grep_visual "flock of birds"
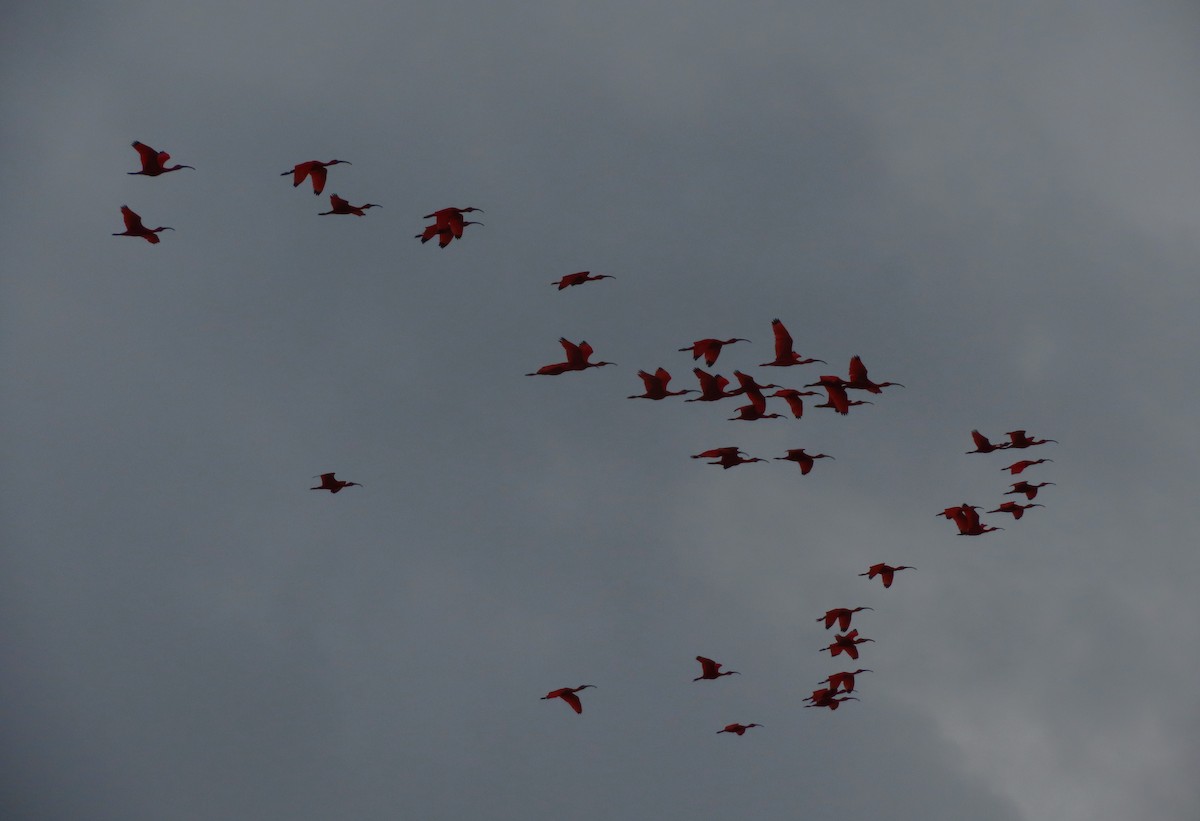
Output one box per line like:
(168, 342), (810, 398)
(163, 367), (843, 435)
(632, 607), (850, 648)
(115, 139), (1057, 736)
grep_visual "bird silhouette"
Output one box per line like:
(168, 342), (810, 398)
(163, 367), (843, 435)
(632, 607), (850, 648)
(1006, 481), (1055, 500)
(844, 355), (904, 393)
(553, 271), (613, 289)
(281, 159), (350, 195)
(820, 669), (873, 694)
(728, 404), (783, 421)
(686, 369), (744, 402)
(1002, 458), (1053, 475)
(692, 448), (765, 469)
(817, 607), (873, 631)
(628, 368), (696, 399)
(693, 656), (740, 681)
(1005, 430), (1058, 449)
(716, 723), (762, 735)
(804, 375), (854, 415)
(310, 473), (362, 493)
(858, 563), (915, 588)
(987, 501), (1044, 520)
(318, 194), (380, 216)
(128, 141), (193, 176)
(760, 319), (825, 367)
(541, 685), (595, 714)
(731, 371), (779, 414)
(112, 205), (173, 244)
(822, 630), (875, 660)
(417, 206), (484, 248)
(966, 430), (1010, 454)
(526, 339), (615, 375)
(774, 449), (834, 475)
(770, 388), (821, 418)
(679, 338), (749, 367)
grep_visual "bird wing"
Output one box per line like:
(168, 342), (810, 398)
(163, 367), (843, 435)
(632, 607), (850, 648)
(560, 692), (583, 713)
(970, 430), (992, 450)
(329, 194), (350, 210)
(654, 367), (671, 386)
(291, 163), (311, 188)
(310, 164), (328, 194)
(131, 141), (159, 170)
(770, 319), (794, 359)
(696, 656), (719, 676)
(559, 338), (582, 361)
(120, 205), (144, 231)
(848, 355), (868, 384)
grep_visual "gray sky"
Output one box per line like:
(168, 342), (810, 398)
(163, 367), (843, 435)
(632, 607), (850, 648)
(3, 2), (1199, 819)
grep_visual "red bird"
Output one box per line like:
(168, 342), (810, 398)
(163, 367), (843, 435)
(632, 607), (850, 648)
(774, 449), (834, 475)
(526, 338), (615, 376)
(817, 607), (873, 631)
(939, 504), (1003, 535)
(679, 337), (749, 367)
(804, 692), (859, 710)
(771, 388), (821, 418)
(717, 723), (762, 735)
(1006, 430), (1058, 449)
(820, 669), (872, 694)
(112, 205), (173, 244)
(1002, 458), (1053, 475)
(692, 447), (765, 469)
(310, 473), (362, 493)
(966, 430), (1010, 454)
(128, 141), (193, 176)
(318, 194), (381, 216)
(693, 656), (740, 681)
(541, 685), (596, 714)
(844, 356), (904, 394)
(821, 630), (875, 660)
(686, 369), (743, 402)
(1006, 481), (1055, 500)
(858, 563), (915, 588)
(629, 368), (696, 399)
(760, 318), (825, 367)
(728, 404), (783, 421)
(987, 501), (1044, 520)
(417, 206), (484, 248)
(804, 375), (854, 415)
(281, 159), (351, 195)
(552, 271), (613, 289)
(731, 371), (779, 413)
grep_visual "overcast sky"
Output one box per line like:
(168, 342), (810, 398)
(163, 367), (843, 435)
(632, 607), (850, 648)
(3, 2), (1199, 819)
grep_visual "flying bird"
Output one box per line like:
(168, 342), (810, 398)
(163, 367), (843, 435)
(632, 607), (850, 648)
(770, 388), (821, 418)
(1002, 458), (1053, 475)
(310, 473), (362, 493)
(817, 607), (873, 631)
(526, 338), (615, 376)
(731, 371), (779, 414)
(281, 159), (351, 195)
(820, 630), (875, 660)
(728, 404), (783, 421)
(128, 141), (193, 176)
(820, 669), (873, 694)
(541, 685), (596, 714)
(774, 449), (834, 475)
(417, 206), (484, 248)
(679, 337), (749, 367)
(318, 194), (381, 216)
(987, 501), (1044, 520)
(761, 318), (825, 367)
(552, 271), (613, 289)
(1006, 430), (1058, 449)
(844, 356), (904, 394)
(112, 205), (172, 243)
(804, 689), (860, 710)
(692, 447), (765, 469)
(1006, 481), (1055, 500)
(804, 375), (854, 415)
(858, 563), (915, 588)
(966, 430), (1010, 454)
(628, 368), (696, 400)
(693, 656), (740, 681)
(716, 723), (762, 735)
(686, 369), (744, 402)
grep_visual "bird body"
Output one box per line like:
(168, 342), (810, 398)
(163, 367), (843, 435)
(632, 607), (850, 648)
(844, 355), (903, 393)
(717, 723), (762, 735)
(774, 448), (833, 475)
(817, 607), (873, 631)
(692, 447), (765, 469)
(129, 141), (193, 176)
(821, 669), (872, 694)
(1003, 459), (1053, 475)
(822, 630), (874, 660)
(629, 368), (696, 399)
(679, 338), (749, 367)
(417, 206), (483, 248)
(311, 473), (361, 493)
(541, 685), (595, 714)
(686, 369), (742, 402)
(1006, 481), (1055, 500)
(1006, 430), (1058, 449)
(553, 271), (613, 289)
(987, 501), (1044, 520)
(693, 656), (739, 681)
(761, 319), (824, 367)
(526, 339), (614, 375)
(858, 563), (914, 588)
(967, 430), (1009, 454)
(318, 194), (380, 216)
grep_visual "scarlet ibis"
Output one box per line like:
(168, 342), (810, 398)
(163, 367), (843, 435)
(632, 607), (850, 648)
(1003, 459), (1053, 475)
(417, 206), (484, 248)
(774, 449), (834, 475)
(966, 430), (1010, 454)
(858, 563), (914, 588)
(821, 630), (874, 660)
(804, 375), (853, 415)
(692, 447), (765, 469)
(771, 388), (821, 418)
(820, 669), (872, 693)
(1006, 481), (1055, 500)
(804, 691), (859, 710)
(679, 338), (749, 367)
(541, 685), (595, 714)
(844, 356), (904, 394)
(628, 368), (697, 400)
(731, 371), (778, 413)
(553, 271), (613, 289)
(281, 159), (350, 195)
(1006, 430), (1058, 449)
(760, 319), (825, 367)
(318, 194), (381, 216)
(817, 607), (873, 631)
(693, 656), (739, 681)
(728, 404), (783, 421)
(939, 504), (1002, 536)
(112, 205), (173, 243)
(717, 723), (762, 735)
(987, 501), (1044, 520)
(686, 369), (743, 402)
(526, 339), (615, 375)
(128, 141), (193, 176)
(310, 473), (362, 493)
